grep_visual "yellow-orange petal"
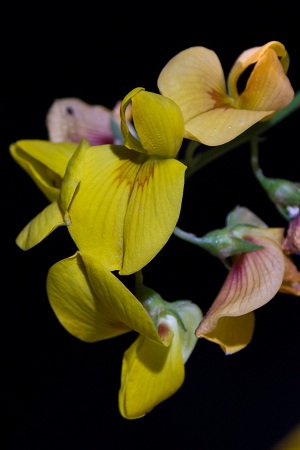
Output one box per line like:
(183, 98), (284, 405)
(237, 48), (294, 111)
(183, 107), (268, 146)
(198, 313), (255, 355)
(157, 46), (228, 122)
(228, 41), (290, 98)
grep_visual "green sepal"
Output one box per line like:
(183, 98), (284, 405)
(196, 225), (263, 259)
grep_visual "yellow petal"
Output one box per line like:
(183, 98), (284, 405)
(59, 138), (87, 221)
(198, 313), (255, 355)
(67, 145), (186, 273)
(119, 315), (184, 419)
(121, 157), (186, 274)
(9, 140), (78, 202)
(120, 87), (145, 153)
(196, 231), (286, 351)
(15, 140), (88, 251)
(47, 251), (161, 343)
(121, 88), (185, 158)
(131, 90), (184, 158)
(67, 145), (138, 270)
(16, 201), (64, 250)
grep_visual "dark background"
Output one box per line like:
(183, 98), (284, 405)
(3, 11), (300, 450)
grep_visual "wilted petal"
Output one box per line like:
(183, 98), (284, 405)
(46, 98), (124, 145)
(47, 251), (161, 343)
(119, 315), (184, 419)
(283, 213), (300, 254)
(280, 255), (300, 296)
(9, 140), (78, 202)
(196, 231), (286, 353)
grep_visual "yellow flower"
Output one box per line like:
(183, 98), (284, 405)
(195, 207), (300, 354)
(47, 251), (202, 419)
(158, 41), (294, 146)
(14, 88), (187, 275)
(46, 97), (133, 145)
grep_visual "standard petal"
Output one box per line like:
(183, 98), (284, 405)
(16, 201), (65, 250)
(196, 232), (286, 350)
(47, 252), (161, 343)
(9, 140), (78, 202)
(119, 315), (184, 419)
(67, 145), (186, 274)
(157, 46), (228, 121)
(121, 157), (186, 275)
(67, 145), (141, 270)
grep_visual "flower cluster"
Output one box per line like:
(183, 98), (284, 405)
(10, 41), (300, 419)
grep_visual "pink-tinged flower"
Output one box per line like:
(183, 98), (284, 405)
(195, 206), (300, 354)
(158, 41), (294, 146)
(46, 97), (132, 145)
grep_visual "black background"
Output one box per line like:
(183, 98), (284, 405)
(3, 10), (300, 450)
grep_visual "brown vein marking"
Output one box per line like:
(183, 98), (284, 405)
(114, 156), (155, 191)
(209, 87), (235, 109)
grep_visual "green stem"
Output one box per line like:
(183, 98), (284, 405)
(172, 226), (202, 245)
